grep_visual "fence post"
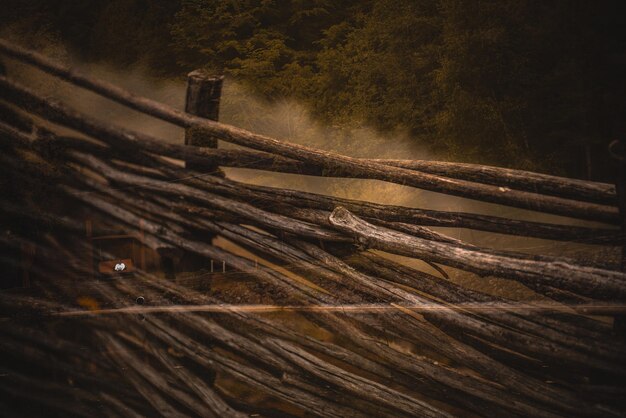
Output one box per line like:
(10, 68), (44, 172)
(177, 70), (224, 276)
(183, 74), (222, 389)
(184, 70), (224, 174)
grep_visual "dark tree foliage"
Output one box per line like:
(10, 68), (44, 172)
(1, 0), (625, 179)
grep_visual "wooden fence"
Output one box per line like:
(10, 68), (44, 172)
(1, 40), (625, 417)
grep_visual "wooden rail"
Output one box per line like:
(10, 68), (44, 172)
(1, 40), (625, 418)
(0, 39), (620, 223)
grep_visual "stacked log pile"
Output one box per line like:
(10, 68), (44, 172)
(1, 41), (625, 417)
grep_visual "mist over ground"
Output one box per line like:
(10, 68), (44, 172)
(3, 38), (619, 301)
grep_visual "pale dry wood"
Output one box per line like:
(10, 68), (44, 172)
(329, 206), (626, 300)
(69, 182), (616, 414)
(0, 72), (620, 223)
(2, 105), (622, 245)
(0, 39), (613, 206)
(68, 187), (562, 416)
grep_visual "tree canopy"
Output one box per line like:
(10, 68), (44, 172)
(2, 0), (625, 179)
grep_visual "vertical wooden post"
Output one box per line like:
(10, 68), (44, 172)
(178, 71), (224, 276)
(181, 72), (222, 389)
(184, 70), (224, 174)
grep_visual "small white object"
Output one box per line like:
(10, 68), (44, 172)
(114, 262), (126, 272)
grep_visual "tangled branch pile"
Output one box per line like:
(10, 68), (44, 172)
(1, 41), (625, 417)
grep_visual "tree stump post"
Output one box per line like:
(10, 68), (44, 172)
(177, 70), (225, 276)
(184, 70), (224, 175)
(182, 71), (224, 386)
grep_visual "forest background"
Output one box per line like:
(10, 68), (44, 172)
(2, 0), (625, 181)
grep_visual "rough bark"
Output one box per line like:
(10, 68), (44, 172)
(328, 207), (626, 300)
(2, 96), (622, 244)
(0, 71), (620, 223)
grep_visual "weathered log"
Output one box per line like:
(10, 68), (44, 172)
(73, 254), (378, 416)
(2, 200), (612, 418)
(1, 46), (624, 415)
(134, 273), (619, 417)
(23, 147), (620, 314)
(93, 281), (381, 418)
(101, 337), (193, 418)
(143, 316), (376, 418)
(147, 341), (297, 417)
(181, 72), (225, 274)
(227, 199), (616, 275)
(63, 185), (337, 305)
(78, 184), (620, 414)
(57, 209), (624, 418)
(64, 188), (564, 416)
(61, 154), (623, 359)
(329, 207), (626, 300)
(51, 301), (626, 318)
(353, 252), (614, 339)
(102, 333), (239, 417)
(2, 99), (622, 245)
(0, 40), (615, 207)
(260, 230), (620, 384)
(3, 103), (606, 209)
(264, 338), (452, 418)
(0, 72), (620, 223)
(0, 40), (617, 222)
(111, 275), (459, 417)
(117, 183), (616, 348)
(4, 129), (620, 308)
(185, 71), (223, 124)
(184, 70), (223, 175)
(72, 157), (616, 310)
(92, 143), (626, 246)
(282, 236), (626, 377)
(78, 250), (444, 416)
(98, 392), (146, 418)
(146, 298), (532, 418)
(186, 174), (624, 244)
(129, 275), (567, 417)
(115, 291), (441, 418)
(376, 158), (616, 205)
(343, 252), (625, 367)
(94, 222), (626, 414)
(66, 151), (349, 243)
